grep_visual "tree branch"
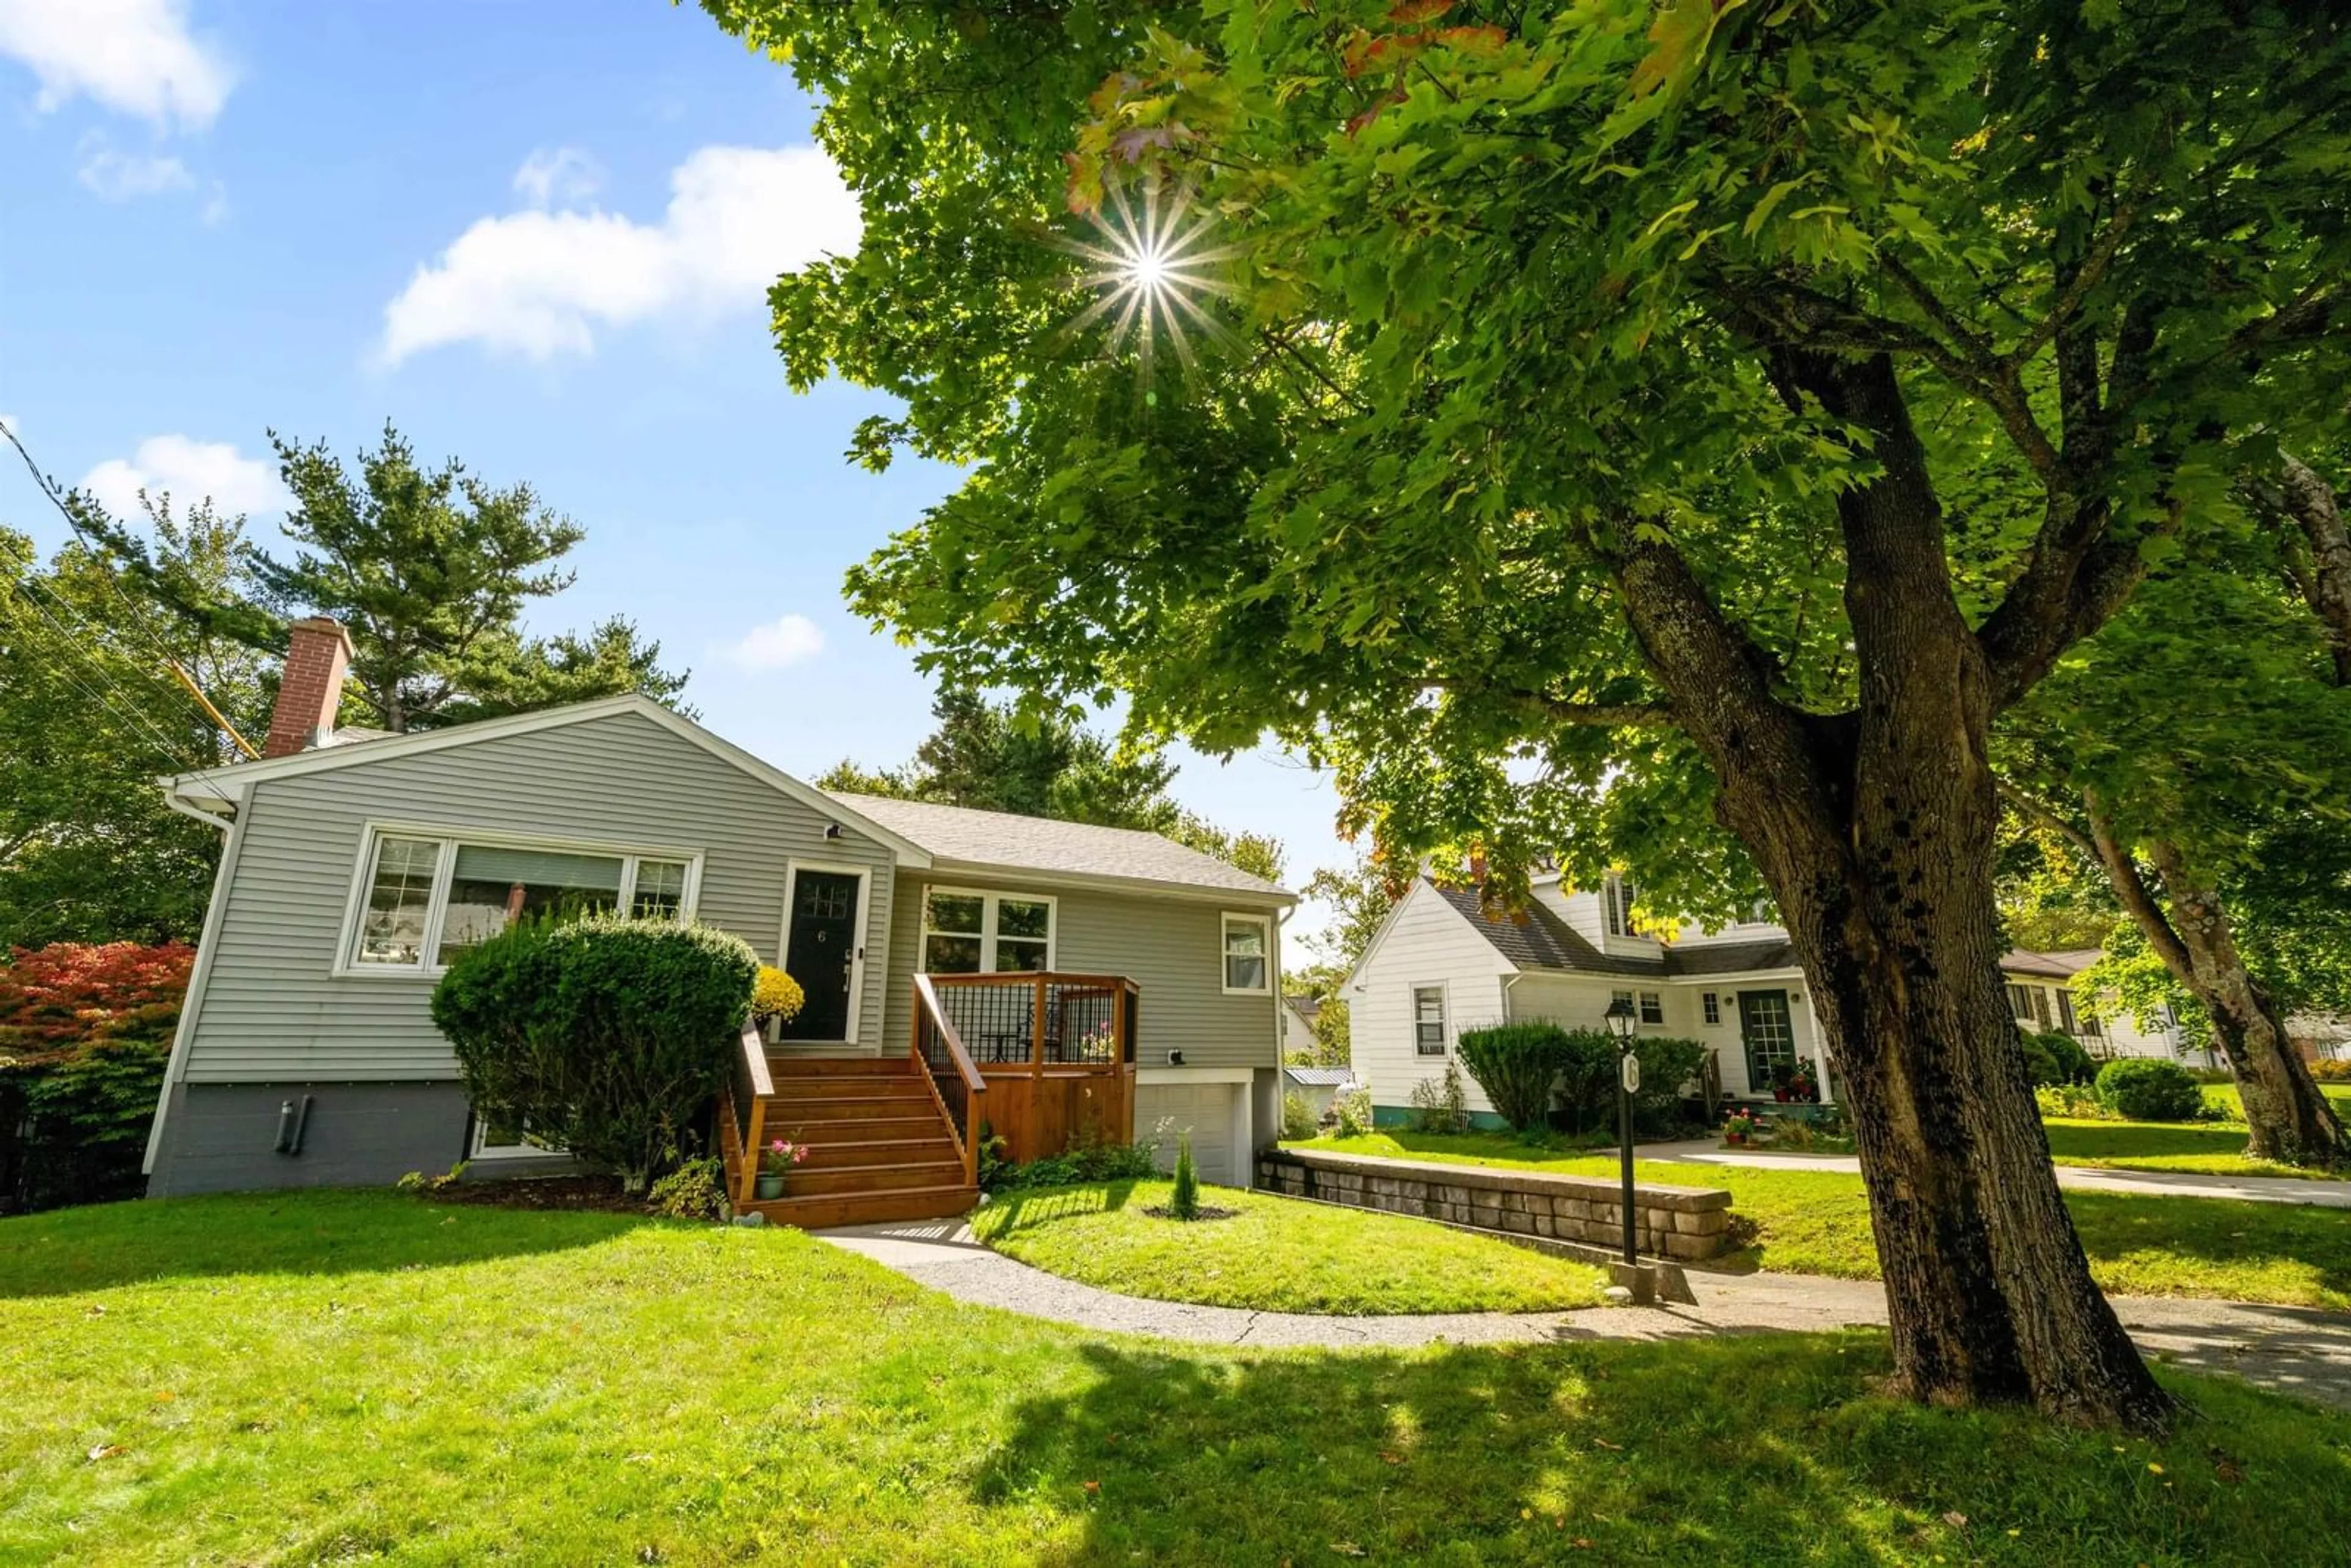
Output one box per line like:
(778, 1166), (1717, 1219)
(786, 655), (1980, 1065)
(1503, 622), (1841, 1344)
(2082, 787), (2195, 979)
(1995, 776), (2098, 863)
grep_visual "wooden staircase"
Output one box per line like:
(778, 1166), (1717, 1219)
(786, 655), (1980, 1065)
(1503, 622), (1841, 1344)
(722, 1052), (980, 1229)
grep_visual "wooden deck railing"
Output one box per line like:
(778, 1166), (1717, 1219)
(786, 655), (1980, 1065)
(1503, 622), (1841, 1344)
(730, 1018), (774, 1210)
(911, 973), (988, 1188)
(923, 972), (1138, 1164)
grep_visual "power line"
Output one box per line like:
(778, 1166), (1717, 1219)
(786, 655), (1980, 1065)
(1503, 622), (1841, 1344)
(0, 575), (209, 779)
(1, 419), (266, 765)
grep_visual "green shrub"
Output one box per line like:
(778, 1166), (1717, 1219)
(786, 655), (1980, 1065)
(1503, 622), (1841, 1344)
(1169, 1131), (1201, 1220)
(1627, 1035), (1713, 1134)
(1547, 1029), (1621, 1135)
(2036, 1084), (2111, 1120)
(2025, 1029), (2095, 1086)
(430, 915), (758, 1192)
(1407, 1059), (1471, 1133)
(2094, 1057), (2205, 1123)
(647, 1156), (730, 1220)
(2312, 1057), (2351, 1082)
(1280, 1090), (1317, 1141)
(1332, 1088), (1373, 1139)
(2019, 1033), (2061, 1087)
(1455, 1022), (1572, 1131)
(980, 1127), (1158, 1191)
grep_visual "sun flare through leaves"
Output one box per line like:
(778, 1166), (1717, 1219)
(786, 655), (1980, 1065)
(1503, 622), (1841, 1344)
(1054, 179), (1241, 388)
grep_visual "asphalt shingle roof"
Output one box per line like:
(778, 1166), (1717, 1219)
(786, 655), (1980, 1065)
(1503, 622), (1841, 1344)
(1431, 883), (1801, 978)
(825, 793), (1292, 899)
(2003, 948), (2092, 978)
(1431, 885), (1667, 977)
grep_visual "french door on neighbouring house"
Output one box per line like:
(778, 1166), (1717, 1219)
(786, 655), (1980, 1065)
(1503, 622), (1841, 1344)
(1738, 989), (1797, 1093)
(779, 868), (862, 1043)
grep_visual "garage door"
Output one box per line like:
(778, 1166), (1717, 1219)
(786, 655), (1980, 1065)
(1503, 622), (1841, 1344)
(1134, 1082), (1241, 1187)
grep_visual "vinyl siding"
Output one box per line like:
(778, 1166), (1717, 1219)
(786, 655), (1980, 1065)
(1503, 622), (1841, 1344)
(179, 709), (897, 1082)
(879, 871), (1284, 1071)
(1346, 880), (1514, 1114)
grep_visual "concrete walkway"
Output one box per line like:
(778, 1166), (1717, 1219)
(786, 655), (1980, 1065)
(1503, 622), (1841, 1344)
(819, 1219), (2351, 1411)
(1643, 1138), (2351, 1208)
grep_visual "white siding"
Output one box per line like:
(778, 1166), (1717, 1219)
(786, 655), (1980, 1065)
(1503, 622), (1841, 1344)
(182, 709), (898, 1082)
(1346, 880), (1513, 1114)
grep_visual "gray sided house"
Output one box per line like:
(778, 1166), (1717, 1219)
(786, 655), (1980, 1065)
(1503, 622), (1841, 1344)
(148, 629), (1291, 1210)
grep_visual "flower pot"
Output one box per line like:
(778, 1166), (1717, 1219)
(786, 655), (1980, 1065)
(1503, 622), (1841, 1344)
(1726, 1131), (1746, 1147)
(1774, 1089), (1791, 1103)
(754, 1172), (786, 1201)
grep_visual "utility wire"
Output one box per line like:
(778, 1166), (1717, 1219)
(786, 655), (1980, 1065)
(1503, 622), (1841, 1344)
(2, 419), (266, 763)
(1, 574), (210, 778)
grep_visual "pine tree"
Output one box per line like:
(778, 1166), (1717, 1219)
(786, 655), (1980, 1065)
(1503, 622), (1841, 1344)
(1168, 1130), (1201, 1221)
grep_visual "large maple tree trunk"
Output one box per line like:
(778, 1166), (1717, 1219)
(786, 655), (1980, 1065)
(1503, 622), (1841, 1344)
(1612, 348), (2170, 1428)
(2144, 842), (2348, 1166)
(2083, 805), (2349, 1166)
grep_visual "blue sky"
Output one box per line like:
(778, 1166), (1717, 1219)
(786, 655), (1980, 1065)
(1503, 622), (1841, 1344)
(0, 0), (1350, 947)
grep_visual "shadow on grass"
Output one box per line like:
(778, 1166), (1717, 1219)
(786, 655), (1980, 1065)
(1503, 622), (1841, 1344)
(0, 1187), (653, 1299)
(975, 1177), (1144, 1242)
(969, 1331), (2351, 1566)
(2044, 1120), (2260, 1163)
(2066, 1188), (2351, 1308)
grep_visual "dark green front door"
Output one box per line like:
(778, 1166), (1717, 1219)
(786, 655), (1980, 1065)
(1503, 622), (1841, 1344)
(1738, 989), (1796, 1093)
(780, 870), (860, 1041)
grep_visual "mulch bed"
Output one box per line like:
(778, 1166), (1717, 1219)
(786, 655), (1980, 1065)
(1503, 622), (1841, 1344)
(1142, 1204), (1239, 1221)
(421, 1175), (652, 1215)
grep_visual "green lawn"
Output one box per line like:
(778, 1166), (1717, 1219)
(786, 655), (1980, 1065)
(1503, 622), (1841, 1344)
(5, 1192), (2351, 1565)
(1288, 1133), (2351, 1310)
(970, 1179), (1607, 1314)
(2042, 1116), (2347, 1180)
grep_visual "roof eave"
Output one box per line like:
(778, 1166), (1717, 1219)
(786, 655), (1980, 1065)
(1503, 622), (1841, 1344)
(921, 855), (1295, 906)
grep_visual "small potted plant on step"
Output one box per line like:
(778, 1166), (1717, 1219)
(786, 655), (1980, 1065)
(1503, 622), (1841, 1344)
(752, 966), (806, 1038)
(1724, 1108), (1760, 1147)
(756, 1136), (809, 1200)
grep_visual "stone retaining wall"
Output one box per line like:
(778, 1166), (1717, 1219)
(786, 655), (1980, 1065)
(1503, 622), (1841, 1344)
(1257, 1149), (1734, 1261)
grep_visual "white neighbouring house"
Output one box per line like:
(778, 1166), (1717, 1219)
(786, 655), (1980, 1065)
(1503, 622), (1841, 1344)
(1347, 874), (2142, 1128)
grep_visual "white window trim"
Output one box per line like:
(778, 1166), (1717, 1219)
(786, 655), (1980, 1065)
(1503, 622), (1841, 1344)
(917, 885), (1059, 975)
(332, 820), (705, 980)
(468, 1112), (563, 1161)
(1638, 989), (1666, 1026)
(1220, 910), (1273, 996)
(1411, 980), (1450, 1057)
(776, 859), (871, 1046)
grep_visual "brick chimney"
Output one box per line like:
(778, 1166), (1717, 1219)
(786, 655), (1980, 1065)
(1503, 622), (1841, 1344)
(263, 617), (354, 758)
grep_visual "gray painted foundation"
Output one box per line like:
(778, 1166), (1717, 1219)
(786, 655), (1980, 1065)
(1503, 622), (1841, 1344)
(146, 1081), (566, 1197)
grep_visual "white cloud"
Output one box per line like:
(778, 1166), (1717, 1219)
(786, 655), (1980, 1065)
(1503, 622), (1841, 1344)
(77, 141), (193, 200)
(80, 434), (287, 517)
(378, 144), (860, 366)
(513, 146), (600, 208)
(0, 0), (234, 130)
(724, 613), (825, 672)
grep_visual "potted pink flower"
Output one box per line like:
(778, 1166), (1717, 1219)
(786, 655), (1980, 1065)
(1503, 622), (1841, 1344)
(755, 1137), (811, 1199)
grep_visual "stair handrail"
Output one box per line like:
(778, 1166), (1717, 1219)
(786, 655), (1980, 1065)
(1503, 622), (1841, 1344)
(912, 972), (988, 1187)
(733, 1018), (774, 1209)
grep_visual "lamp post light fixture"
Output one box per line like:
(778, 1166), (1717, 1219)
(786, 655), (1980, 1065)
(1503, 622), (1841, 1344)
(1602, 996), (1640, 1267)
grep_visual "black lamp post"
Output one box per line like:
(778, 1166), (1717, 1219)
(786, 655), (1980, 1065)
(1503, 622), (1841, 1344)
(1603, 996), (1640, 1266)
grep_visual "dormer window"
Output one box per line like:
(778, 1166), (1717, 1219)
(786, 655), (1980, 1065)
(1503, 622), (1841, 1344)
(1605, 874), (1639, 938)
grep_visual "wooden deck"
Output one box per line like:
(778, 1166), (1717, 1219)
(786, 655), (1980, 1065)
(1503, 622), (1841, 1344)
(718, 970), (1140, 1229)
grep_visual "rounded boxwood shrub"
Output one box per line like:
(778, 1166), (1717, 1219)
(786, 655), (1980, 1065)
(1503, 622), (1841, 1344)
(1455, 1022), (1575, 1131)
(2094, 1057), (2205, 1123)
(2028, 1029), (2096, 1087)
(431, 915), (759, 1191)
(2019, 1033), (2061, 1088)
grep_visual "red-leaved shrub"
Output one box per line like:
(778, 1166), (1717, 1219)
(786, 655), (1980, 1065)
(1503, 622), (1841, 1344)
(0, 942), (195, 1211)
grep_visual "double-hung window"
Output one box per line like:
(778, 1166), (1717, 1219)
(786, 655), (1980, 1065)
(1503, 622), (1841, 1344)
(1221, 913), (1272, 994)
(1412, 986), (1448, 1056)
(1701, 992), (1722, 1026)
(1639, 990), (1665, 1026)
(344, 827), (698, 974)
(920, 888), (1055, 973)
(2004, 982), (2035, 1022)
